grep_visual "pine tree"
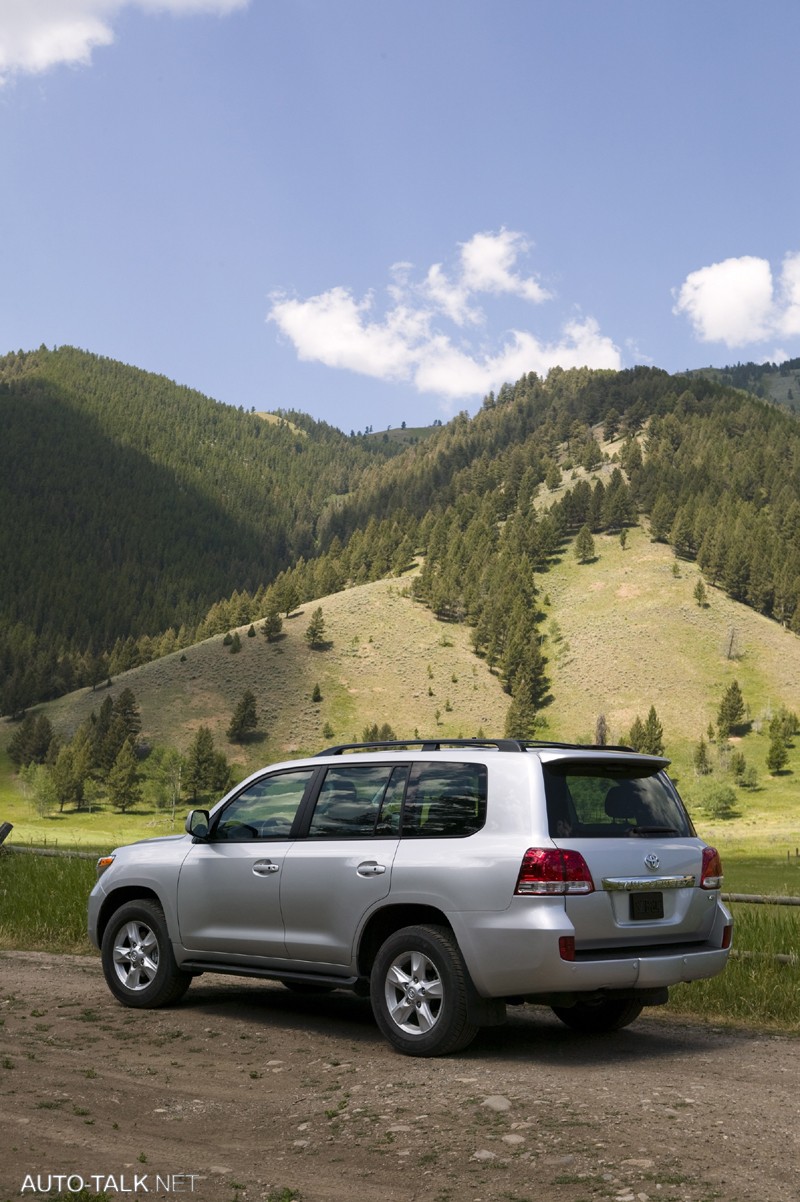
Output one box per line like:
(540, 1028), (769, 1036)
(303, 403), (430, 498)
(227, 690), (258, 742)
(628, 715), (646, 751)
(8, 713), (54, 768)
(261, 607), (283, 641)
(717, 680), (745, 738)
(574, 524), (595, 564)
(107, 738), (142, 813)
(504, 687), (538, 740)
(185, 726), (216, 801)
(642, 705), (665, 755)
(766, 733), (788, 774)
(305, 607), (326, 648)
(693, 736), (712, 776)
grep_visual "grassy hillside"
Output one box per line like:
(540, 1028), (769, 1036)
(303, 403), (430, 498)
(542, 526), (800, 857)
(0, 574), (511, 846)
(2, 532), (799, 869)
(43, 574), (510, 762)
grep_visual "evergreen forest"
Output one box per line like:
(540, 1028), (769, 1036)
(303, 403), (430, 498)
(3, 345), (800, 738)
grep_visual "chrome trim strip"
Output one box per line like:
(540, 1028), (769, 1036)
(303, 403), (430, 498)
(601, 875), (696, 892)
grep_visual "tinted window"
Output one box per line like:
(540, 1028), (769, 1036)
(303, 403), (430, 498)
(214, 769), (315, 840)
(307, 764), (408, 838)
(402, 762), (487, 838)
(542, 762), (693, 838)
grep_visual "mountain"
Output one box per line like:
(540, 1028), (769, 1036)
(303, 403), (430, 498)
(0, 346), (402, 712)
(3, 348), (800, 740)
(684, 356), (800, 414)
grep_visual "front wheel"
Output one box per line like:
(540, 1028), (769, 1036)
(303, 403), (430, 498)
(370, 924), (479, 1057)
(101, 899), (192, 1009)
(551, 998), (643, 1033)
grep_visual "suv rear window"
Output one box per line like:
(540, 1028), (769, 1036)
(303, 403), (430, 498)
(308, 764), (409, 838)
(402, 762), (487, 838)
(542, 761), (694, 839)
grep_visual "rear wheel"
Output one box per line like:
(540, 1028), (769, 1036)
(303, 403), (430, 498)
(370, 924), (479, 1057)
(101, 899), (191, 1008)
(551, 998), (643, 1033)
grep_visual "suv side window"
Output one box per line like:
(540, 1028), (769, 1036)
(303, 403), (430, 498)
(401, 762), (487, 838)
(307, 764), (409, 838)
(213, 769), (315, 841)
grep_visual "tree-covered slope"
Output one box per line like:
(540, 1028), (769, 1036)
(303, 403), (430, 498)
(684, 356), (800, 414)
(0, 346), (401, 710)
(3, 350), (800, 723)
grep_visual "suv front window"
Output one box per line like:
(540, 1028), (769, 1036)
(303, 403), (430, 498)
(542, 761), (694, 838)
(213, 769), (315, 840)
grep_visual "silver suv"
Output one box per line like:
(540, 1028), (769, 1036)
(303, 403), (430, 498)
(88, 739), (733, 1056)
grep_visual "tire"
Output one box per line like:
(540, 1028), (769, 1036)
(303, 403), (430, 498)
(551, 997), (644, 1033)
(101, 899), (192, 1009)
(370, 924), (480, 1057)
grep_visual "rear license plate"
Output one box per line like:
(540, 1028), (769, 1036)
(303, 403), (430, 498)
(630, 891), (664, 920)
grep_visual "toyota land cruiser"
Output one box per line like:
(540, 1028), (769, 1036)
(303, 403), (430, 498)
(88, 739), (733, 1056)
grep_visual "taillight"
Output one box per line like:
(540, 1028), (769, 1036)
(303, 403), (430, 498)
(515, 848), (594, 895)
(700, 846), (723, 890)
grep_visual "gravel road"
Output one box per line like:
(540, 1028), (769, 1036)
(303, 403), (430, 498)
(1, 951), (797, 1202)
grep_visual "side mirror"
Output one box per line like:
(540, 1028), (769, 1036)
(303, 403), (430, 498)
(185, 809), (210, 840)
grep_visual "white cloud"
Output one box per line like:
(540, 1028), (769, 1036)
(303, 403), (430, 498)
(458, 229), (550, 304)
(0, 0), (248, 82)
(412, 320), (621, 400)
(268, 287), (424, 382)
(268, 232), (623, 403)
(413, 229), (550, 328)
(673, 252), (800, 348)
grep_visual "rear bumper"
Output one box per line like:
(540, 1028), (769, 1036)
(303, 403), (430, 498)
(450, 898), (732, 997)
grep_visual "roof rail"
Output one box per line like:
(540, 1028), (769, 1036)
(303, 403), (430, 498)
(521, 740), (636, 753)
(315, 738), (527, 756)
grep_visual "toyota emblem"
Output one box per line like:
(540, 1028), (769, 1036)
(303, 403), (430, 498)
(644, 853), (660, 871)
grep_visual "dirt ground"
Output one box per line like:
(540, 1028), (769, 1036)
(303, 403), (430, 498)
(1, 951), (797, 1202)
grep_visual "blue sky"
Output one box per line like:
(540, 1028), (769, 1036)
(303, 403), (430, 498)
(2, 1), (799, 434)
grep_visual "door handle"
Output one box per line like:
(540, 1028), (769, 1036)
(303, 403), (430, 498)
(357, 861), (387, 877)
(253, 860), (279, 875)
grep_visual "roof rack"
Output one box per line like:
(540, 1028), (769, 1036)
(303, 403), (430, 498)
(315, 738), (636, 757)
(315, 738), (526, 756)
